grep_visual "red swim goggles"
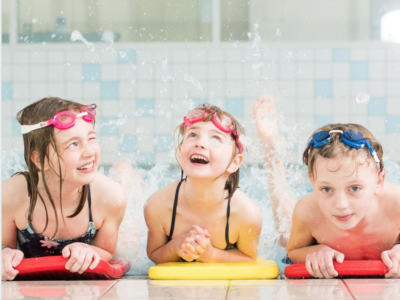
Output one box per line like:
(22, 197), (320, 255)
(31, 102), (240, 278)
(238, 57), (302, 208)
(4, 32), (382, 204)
(183, 108), (243, 153)
(21, 105), (96, 134)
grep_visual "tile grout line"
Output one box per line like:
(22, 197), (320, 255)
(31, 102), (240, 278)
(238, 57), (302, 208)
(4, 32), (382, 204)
(98, 280), (120, 299)
(225, 280), (231, 300)
(342, 279), (357, 300)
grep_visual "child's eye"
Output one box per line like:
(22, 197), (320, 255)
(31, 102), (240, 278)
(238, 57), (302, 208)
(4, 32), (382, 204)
(68, 142), (78, 149)
(350, 186), (361, 192)
(321, 187), (332, 193)
(188, 132), (197, 138)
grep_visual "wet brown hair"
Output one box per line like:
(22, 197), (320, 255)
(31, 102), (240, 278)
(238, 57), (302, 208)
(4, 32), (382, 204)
(303, 123), (384, 180)
(16, 97), (96, 239)
(175, 103), (246, 199)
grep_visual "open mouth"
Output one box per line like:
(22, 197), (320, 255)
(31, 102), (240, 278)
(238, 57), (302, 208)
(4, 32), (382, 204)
(190, 154), (209, 164)
(78, 161), (94, 170)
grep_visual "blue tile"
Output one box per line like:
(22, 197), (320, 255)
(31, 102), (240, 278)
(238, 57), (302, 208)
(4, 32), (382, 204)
(118, 50), (137, 64)
(350, 62), (368, 80)
(332, 48), (350, 62)
(314, 80), (333, 98)
(154, 134), (173, 153)
(314, 115), (333, 128)
(136, 152), (155, 165)
(225, 98), (244, 117)
(136, 98), (155, 117)
(12, 119), (21, 136)
(368, 97), (386, 115)
(101, 81), (119, 99)
(386, 116), (400, 133)
(119, 135), (137, 153)
(100, 117), (119, 135)
(2, 82), (13, 100)
(83, 64), (101, 81)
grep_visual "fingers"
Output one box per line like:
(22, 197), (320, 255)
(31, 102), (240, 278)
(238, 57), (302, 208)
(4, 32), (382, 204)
(89, 253), (101, 270)
(65, 248), (83, 273)
(383, 251), (400, 278)
(2, 250), (23, 281)
(334, 251), (345, 264)
(62, 245), (71, 258)
(306, 252), (339, 279)
(77, 252), (93, 274)
(11, 250), (24, 268)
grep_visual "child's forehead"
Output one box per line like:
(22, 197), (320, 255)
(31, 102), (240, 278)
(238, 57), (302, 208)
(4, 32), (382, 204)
(186, 121), (227, 134)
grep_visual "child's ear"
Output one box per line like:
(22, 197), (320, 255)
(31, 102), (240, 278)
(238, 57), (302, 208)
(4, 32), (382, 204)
(374, 170), (386, 196)
(30, 151), (49, 171)
(227, 154), (244, 174)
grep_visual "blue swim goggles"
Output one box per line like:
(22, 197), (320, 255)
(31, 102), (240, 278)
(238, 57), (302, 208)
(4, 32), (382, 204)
(308, 130), (380, 167)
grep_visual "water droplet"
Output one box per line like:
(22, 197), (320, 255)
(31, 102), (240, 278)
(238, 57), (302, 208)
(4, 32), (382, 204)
(252, 62), (264, 70)
(275, 28), (282, 36)
(64, 62), (71, 66)
(119, 51), (127, 59)
(130, 79), (136, 84)
(356, 92), (370, 104)
(247, 32), (252, 39)
(234, 41), (240, 48)
(51, 34), (56, 38)
(32, 18), (38, 23)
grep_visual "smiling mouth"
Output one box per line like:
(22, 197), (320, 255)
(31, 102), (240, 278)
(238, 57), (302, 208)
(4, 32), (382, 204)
(78, 162), (94, 170)
(335, 214), (353, 222)
(190, 155), (209, 164)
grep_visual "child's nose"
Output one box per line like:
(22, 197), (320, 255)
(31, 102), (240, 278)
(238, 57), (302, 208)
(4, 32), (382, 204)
(334, 194), (349, 210)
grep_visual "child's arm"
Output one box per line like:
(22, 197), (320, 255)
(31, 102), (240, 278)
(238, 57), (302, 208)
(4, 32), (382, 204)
(62, 178), (127, 274)
(287, 201), (344, 278)
(2, 178), (25, 280)
(253, 96), (294, 247)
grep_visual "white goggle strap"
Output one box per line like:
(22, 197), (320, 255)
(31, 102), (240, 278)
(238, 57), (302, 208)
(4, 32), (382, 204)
(21, 121), (49, 134)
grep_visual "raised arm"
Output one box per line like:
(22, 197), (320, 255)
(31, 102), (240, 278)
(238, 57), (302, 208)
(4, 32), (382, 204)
(253, 96), (294, 246)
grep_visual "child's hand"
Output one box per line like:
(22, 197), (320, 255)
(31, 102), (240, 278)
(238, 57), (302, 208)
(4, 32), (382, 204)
(382, 244), (400, 278)
(253, 95), (279, 149)
(186, 225), (214, 263)
(62, 243), (101, 274)
(1, 248), (24, 280)
(305, 246), (345, 278)
(175, 225), (212, 262)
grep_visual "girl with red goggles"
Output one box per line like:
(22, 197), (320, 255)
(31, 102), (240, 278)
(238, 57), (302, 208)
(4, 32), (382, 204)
(2, 97), (127, 281)
(145, 103), (261, 264)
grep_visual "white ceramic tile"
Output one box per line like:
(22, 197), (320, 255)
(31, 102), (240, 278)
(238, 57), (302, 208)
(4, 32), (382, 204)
(172, 50), (189, 62)
(263, 49), (279, 62)
(137, 64), (155, 80)
(226, 50), (243, 62)
(65, 82), (83, 99)
(344, 278), (400, 299)
(315, 48), (332, 61)
(120, 82), (137, 99)
(279, 63), (297, 80)
(387, 63), (400, 79)
(208, 50), (225, 62)
(368, 81), (385, 97)
(13, 50), (30, 64)
(172, 63), (190, 76)
(12, 83), (30, 100)
(83, 82), (101, 100)
(298, 97), (314, 115)
(2, 65), (12, 81)
(333, 114), (351, 124)
(30, 50), (47, 64)
(30, 83), (47, 99)
(367, 116), (387, 135)
(280, 48), (296, 63)
(48, 65), (66, 82)
(279, 81), (297, 98)
(66, 64), (83, 81)
(2, 49), (12, 64)
(386, 48), (400, 61)
(191, 63), (208, 80)
(1, 280), (116, 300)
(101, 51), (119, 63)
(297, 80), (314, 98)
(100, 100), (121, 116)
(333, 98), (351, 115)
(333, 81), (350, 98)
(102, 64), (119, 81)
(297, 48), (314, 62)
(226, 64), (243, 80)
(48, 51), (65, 63)
(369, 48), (385, 61)
(82, 50), (102, 63)
(119, 64), (137, 81)
(351, 48), (368, 61)
(315, 63), (332, 79)
(190, 50), (207, 62)
(137, 135), (154, 152)
(66, 50), (83, 63)
(155, 50), (172, 62)
(12, 65), (29, 82)
(136, 82), (155, 98)
(172, 82), (189, 96)
(333, 63), (350, 79)
(369, 62), (385, 79)
(208, 63), (225, 80)
(315, 98), (333, 115)
(48, 83), (65, 98)
(30, 65), (47, 82)
(387, 81), (400, 97)
(350, 81), (368, 99)
(208, 80), (226, 98)
(297, 63), (314, 80)
(386, 97), (400, 114)
(225, 81), (244, 97)
(100, 136), (119, 153)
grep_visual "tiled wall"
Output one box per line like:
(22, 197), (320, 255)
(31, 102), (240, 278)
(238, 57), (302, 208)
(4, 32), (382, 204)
(2, 43), (400, 167)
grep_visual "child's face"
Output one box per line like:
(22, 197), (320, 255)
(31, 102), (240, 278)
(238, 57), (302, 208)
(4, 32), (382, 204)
(48, 114), (100, 186)
(179, 121), (241, 179)
(310, 155), (384, 230)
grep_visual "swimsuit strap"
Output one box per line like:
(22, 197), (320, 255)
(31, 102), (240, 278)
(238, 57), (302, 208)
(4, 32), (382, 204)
(225, 197), (232, 247)
(168, 179), (185, 241)
(87, 185), (93, 222)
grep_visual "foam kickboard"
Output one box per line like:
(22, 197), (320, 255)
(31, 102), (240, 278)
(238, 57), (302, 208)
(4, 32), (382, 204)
(14, 256), (131, 280)
(285, 260), (389, 278)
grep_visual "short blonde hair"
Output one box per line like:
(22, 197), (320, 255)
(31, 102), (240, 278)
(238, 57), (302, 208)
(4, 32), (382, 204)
(303, 123), (384, 179)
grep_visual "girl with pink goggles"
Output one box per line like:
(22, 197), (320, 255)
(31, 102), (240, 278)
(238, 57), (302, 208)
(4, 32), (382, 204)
(21, 105), (96, 134)
(183, 108), (243, 154)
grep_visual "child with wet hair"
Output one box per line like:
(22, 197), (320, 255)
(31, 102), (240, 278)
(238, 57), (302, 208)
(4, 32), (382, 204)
(145, 103), (262, 263)
(2, 97), (127, 281)
(287, 123), (400, 278)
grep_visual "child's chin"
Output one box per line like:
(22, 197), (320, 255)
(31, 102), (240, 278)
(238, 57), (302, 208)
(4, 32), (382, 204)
(333, 219), (358, 230)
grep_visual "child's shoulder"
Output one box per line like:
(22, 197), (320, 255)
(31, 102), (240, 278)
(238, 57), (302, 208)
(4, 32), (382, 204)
(2, 173), (29, 205)
(231, 189), (261, 223)
(382, 182), (400, 211)
(293, 192), (320, 221)
(146, 180), (181, 206)
(91, 173), (127, 209)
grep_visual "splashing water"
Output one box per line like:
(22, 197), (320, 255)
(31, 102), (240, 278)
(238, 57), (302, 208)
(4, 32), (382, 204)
(356, 92), (370, 104)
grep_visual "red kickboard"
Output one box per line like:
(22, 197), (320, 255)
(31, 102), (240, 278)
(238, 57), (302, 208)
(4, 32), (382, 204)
(285, 260), (389, 278)
(14, 256), (131, 280)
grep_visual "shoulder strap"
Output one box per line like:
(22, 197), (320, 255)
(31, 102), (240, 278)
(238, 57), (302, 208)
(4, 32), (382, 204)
(87, 185), (93, 222)
(168, 179), (185, 241)
(225, 197), (232, 247)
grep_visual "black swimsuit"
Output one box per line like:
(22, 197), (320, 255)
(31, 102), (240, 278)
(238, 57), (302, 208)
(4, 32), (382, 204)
(167, 179), (237, 250)
(17, 185), (98, 258)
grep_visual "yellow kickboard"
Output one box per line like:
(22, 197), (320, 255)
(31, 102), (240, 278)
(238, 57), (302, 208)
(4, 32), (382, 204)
(149, 259), (279, 280)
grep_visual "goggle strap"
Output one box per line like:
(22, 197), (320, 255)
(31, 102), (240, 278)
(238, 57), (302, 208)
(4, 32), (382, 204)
(76, 112), (88, 118)
(21, 120), (51, 134)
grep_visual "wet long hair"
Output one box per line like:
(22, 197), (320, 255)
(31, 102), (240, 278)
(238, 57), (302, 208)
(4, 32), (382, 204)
(175, 103), (246, 199)
(16, 97), (96, 239)
(303, 123), (384, 180)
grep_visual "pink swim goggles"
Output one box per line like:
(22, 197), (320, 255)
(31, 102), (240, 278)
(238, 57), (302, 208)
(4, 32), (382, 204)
(183, 108), (243, 153)
(21, 105), (96, 134)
